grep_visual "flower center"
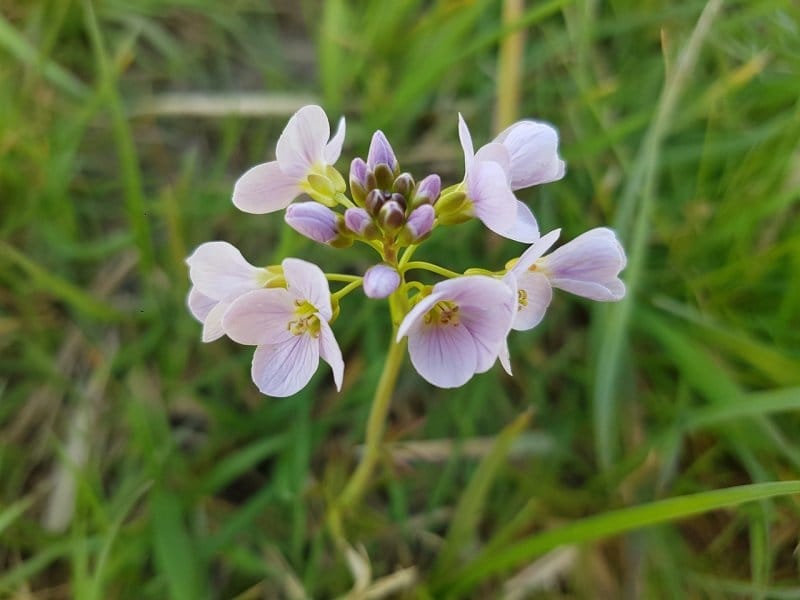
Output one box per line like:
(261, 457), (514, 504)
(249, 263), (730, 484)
(288, 299), (322, 337)
(517, 289), (528, 311)
(423, 300), (460, 327)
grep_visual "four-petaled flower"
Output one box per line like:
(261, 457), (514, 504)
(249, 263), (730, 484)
(233, 105), (346, 214)
(507, 227), (627, 332)
(396, 276), (515, 388)
(186, 241), (275, 342)
(458, 114), (565, 243)
(222, 258), (344, 397)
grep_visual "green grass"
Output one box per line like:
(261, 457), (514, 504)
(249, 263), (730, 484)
(2, 0), (800, 597)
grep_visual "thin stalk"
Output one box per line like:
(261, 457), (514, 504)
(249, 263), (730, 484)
(402, 261), (461, 279)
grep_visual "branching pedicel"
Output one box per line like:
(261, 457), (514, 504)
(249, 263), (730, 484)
(187, 105), (626, 395)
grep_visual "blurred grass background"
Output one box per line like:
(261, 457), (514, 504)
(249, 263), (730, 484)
(1, 0), (800, 597)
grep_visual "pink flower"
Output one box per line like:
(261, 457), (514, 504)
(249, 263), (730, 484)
(233, 105), (346, 214)
(507, 228), (627, 331)
(222, 258), (343, 397)
(186, 242), (273, 342)
(456, 115), (537, 243)
(397, 276), (515, 388)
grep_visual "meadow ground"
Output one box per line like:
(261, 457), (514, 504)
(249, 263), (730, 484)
(1, 0), (800, 598)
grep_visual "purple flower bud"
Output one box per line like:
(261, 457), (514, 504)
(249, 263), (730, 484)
(365, 189), (386, 216)
(378, 200), (406, 232)
(344, 207), (373, 235)
(363, 264), (401, 299)
(413, 174), (441, 206)
(367, 130), (398, 173)
(393, 172), (415, 198)
(285, 202), (340, 244)
(404, 204), (435, 242)
(350, 158), (369, 205)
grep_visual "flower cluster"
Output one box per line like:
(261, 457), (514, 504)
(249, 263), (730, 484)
(188, 105), (626, 395)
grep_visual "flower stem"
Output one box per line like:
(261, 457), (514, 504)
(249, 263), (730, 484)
(402, 260), (461, 279)
(331, 279), (363, 301)
(325, 273), (361, 283)
(336, 334), (407, 511)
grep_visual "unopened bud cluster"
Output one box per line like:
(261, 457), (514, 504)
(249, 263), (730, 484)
(188, 105), (627, 396)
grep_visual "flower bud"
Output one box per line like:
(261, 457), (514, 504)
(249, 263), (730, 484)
(363, 264), (401, 299)
(284, 202), (340, 244)
(401, 204), (435, 243)
(350, 158), (368, 205)
(373, 163), (395, 192)
(392, 172), (415, 198)
(378, 200), (406, 232)
(344, 207), (378, 239)
(412, 174), (441, 207)
(389, 192), (407, 212)
(365, 189), (386, 216)
(367, 130), (399, 173)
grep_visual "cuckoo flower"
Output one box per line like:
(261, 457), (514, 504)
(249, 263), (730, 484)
(222, 258), (344, 397)
(457, 115), (541, 243)
(507, 228), (627, 331)
(397, 276), (515, 388)
(186, 242), (275, 343)
(233, 105), (346, 214)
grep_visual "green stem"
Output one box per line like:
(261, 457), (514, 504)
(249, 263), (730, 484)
(325, 273), (361, 283)
(331, 279), (363, 301)
(336, 334), (407, 511)
(402, 261), (461, 279)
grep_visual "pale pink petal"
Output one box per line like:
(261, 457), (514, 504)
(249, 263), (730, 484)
(318, 320), (344, 391)
(512, 271), (552, 331)
(232, 161), (302, 214)
(498, 340), (513, 376)
(542, 227), (626, 301)
(222, 288), (296, 346)
(513, 229), (561, 273)
(474, 142), (510, 177)
(494, 120), (566, 190)
(407, 317), (478, 388)
(250, 336), (320, 397)
(187, 287), (216, 323)
(466, 160), (518, 235)
(396, 292), (446, 342)
(282, 258), (332, 320)
(458, 113), (475, 174)
(186, 241), (262, 301)
(202, 300), (229, 343)
(498, 201), (540, 243)
(276, 105), (330, 177)
(323, 116), (346, 164)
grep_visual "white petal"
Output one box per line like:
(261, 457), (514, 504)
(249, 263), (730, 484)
(494, 120), (566, 190)
(250, 336), (320, 397)
(232, 161), (302, 214)
(474, 142), (510, 177)
(513, 272), (552, 331)
(324, 116), (346, 164)
(202, 300), (229, 343)
(318, 320), (344, 391)
(467, 160), (518, 235)
(458, 113), (475, 175)
(550, 278), (626, 301)
(542, 227), (626, 301)
(513, 229), (561, 273)
(282, 258), (332, 320)
(498, 201), (540, 243)
(186, 241), (262, 301)
(396, 292), (446, 342)
(222, 288), (296, 346)
(276, 105), (330, 177)
(187, 287), (216, 322)
(498, 340), (513, 376)
(407, 320), (478, 388)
